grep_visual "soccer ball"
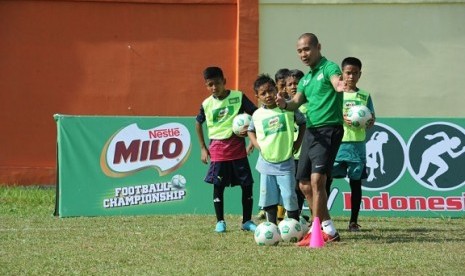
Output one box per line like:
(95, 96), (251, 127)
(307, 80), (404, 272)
(278, 218), (304, 243)
(170, 174), (186, 189)
(232, 113), (252, 137)
(346, 105), (373, 129)
(254, 222), (281, 246)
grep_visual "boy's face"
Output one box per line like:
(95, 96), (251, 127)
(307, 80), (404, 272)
(285, 76), (300, 96)
(256, 82), (277, 108)
(276, 78), (286, 93)
(342, 65), (361, 89)
(205, 77), (227, 98)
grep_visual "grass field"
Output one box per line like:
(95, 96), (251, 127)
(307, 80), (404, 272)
(1, 186), (464, 275)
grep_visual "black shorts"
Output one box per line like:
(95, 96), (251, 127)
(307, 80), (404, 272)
(204, 157), (254, 187)
(296, 125), (344, 181)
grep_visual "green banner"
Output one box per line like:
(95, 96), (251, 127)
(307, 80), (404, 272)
(55, 115), (465, 218)
(329, 118), (465, 218)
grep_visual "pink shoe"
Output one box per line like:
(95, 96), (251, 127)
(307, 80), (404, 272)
(296, 232), (311, 246)
(322, 231), (341, 242)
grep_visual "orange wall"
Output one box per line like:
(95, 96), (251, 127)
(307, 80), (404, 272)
(0, 0), (258, 184)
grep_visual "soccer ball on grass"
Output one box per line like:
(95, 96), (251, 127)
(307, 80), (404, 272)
(254, 222), (281, 246)
(278, 218), (304, 243)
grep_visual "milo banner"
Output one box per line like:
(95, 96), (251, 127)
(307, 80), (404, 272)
(54, 115), (465, 218)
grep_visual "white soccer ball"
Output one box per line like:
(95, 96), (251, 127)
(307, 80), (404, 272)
(278, 218), (304, 243)
(232, 113), (252, 137)
(346, 105), (373, 129)
(254, 222), (281, 246)
(170, 174), (186, 189)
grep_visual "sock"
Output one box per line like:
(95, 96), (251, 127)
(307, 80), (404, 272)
(349, 179), (362, 224)
(326, 177), (333, 198)
(287, 209), (300, 221)
(241, 185), (253, 223)
(264, 205), (278, 225)
(213, 185), (225, 222)
(277, 205), (285, 220)
(322, 219), (337, 236)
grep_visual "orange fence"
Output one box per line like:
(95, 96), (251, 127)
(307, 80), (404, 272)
(0, 0), (258, 184)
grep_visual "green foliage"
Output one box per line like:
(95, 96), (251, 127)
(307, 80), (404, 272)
(1, 186), (465, 275)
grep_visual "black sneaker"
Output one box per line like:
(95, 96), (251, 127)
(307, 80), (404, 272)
(348, 222), (361, 232)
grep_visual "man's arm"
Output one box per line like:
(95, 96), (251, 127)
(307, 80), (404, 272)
(276, 92), (305, 111)
(330, 74), (346, 92)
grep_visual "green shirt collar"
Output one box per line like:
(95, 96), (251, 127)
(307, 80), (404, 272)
(309, 56), (327, 73)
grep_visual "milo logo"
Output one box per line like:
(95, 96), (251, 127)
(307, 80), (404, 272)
(100, 123), (191, 177)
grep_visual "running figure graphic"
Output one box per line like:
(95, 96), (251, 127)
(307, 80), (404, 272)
(416, 132), (465, 187)
(366, 131), (389, 182)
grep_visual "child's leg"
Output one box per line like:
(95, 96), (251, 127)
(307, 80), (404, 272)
(213, 185), (225, 222)
(277, 174), (299, 221)
(349, 179), (362, 224)
(241, 184), (253, 223)
(264, 204), (278, 225)
(326, 177), (333, 199)
(277, 205), (286, 221)
(259, 174), (280, 225)
(296, 187), (305, 213)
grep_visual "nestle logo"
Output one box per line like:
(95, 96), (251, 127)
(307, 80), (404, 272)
(149, 128), (181, 139)
(100, 123), (191, 177)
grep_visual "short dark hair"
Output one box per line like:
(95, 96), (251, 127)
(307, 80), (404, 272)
(203, 66), (224, 80)
(298, 33), (319, 46)
(341, 57), (362, 70)
(254, 74), (276, 93)
(274, 68), (290, 82)
(287, 69), (304, 81)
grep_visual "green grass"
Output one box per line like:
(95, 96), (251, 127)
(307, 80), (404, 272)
(1, 186), (465, 275)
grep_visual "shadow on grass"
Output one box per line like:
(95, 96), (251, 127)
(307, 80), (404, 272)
(342, 227), (465, 243)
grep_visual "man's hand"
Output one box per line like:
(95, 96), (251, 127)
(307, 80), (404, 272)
(334, 75), (347, 92)
(275, 93), (287, 109)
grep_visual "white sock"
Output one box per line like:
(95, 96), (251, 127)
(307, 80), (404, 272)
(322, 219), (337, 236)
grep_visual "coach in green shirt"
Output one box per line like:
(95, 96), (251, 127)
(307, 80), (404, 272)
(276, 33), (345, 246)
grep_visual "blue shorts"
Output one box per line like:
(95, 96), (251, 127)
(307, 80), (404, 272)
(258, 173), (298, 211)
(204, 158), (254, 187)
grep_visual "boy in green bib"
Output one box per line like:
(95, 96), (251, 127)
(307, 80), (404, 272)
(327, 57), (376, 232)
(195, 67), (258, 233)
(247, 74), (306, 224)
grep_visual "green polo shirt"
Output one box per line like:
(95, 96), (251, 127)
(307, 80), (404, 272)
(297, 57), (343, 128)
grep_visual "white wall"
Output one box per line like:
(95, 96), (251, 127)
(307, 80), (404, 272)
(259, 0), (465, 117)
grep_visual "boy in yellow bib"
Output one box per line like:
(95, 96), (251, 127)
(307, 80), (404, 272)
(327, 57), (376, 232)
(195, 67), (258, 233)
(248, 74), (306, 224)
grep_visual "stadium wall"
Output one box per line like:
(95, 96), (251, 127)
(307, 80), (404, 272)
(0, 0), (258, 185)
(259, 0), (465, 117)
(1, 0), (464, 185)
